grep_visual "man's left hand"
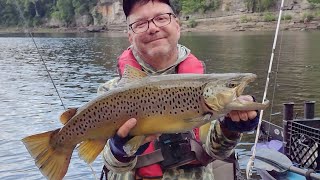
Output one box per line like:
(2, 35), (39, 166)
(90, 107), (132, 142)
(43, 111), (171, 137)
(227, 95), (257, 122)
(220, 95), (260, 134)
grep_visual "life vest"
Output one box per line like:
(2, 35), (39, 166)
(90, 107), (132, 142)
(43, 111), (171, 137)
(117, 48), (205, 179)
(117, 49), (204, 76)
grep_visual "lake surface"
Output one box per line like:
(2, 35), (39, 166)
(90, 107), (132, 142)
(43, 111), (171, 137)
(0, 31), (319, 179)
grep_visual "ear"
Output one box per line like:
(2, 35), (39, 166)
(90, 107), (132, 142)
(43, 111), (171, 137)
(174, 18), (181, 33)
(128, 31), (133, 44)
(175, 18), (181, 37)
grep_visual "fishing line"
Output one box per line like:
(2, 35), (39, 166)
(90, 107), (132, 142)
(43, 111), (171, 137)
(13, 0), (66, 111)
(246, 0), (286, 178)
(13, 1), (99, 179)
(265, 22), (286, 140)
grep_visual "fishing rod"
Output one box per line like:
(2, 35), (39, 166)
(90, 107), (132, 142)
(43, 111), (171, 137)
(246, 0), (286, 178)
(13, 0), (66, 111)
(13, 1), (99, 179)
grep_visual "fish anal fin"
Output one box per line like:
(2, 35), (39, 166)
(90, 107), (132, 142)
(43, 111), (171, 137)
(22, 129), (75, 180)
(60, 108), (77, 125)
(78, 139), (106, 164)
(124, 135), (146, 156)
(118, 65), (147, 86)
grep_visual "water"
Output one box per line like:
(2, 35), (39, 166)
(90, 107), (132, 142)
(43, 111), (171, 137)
(0, 31), (319, 179)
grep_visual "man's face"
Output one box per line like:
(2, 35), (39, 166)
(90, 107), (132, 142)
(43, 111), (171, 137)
(127, 1), (180, 59)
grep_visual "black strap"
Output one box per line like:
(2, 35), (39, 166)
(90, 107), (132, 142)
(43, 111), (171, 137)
(135, 149), (164, 168)
(135, 136), (215, 169)
(190, 139), (215, 166)
(100, 165), (109, 180)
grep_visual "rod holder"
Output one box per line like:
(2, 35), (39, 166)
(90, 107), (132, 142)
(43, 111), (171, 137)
(283, 102), (294, 121)
(304, 101), (315, 119)
(283, 102), (294, 155)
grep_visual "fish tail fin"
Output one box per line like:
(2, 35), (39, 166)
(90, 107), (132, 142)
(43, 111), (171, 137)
(22, 129), (75, 180)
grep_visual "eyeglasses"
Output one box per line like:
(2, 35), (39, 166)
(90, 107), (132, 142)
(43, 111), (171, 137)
(129, 13), (176, 34)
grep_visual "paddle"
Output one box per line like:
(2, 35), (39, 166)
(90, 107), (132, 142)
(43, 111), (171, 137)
(251, 148), (320, 180)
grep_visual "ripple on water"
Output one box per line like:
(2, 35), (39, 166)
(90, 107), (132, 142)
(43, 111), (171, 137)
(1, 32), (320, 179)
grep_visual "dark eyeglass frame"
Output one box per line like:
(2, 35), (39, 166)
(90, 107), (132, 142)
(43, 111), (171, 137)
(128, 13), (176, 34)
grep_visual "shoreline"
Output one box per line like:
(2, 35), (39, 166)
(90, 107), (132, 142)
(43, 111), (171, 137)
(1, 16), (319, 34)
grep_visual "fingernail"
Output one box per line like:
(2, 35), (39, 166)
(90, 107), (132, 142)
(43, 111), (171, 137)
(128, 118), (137, 126)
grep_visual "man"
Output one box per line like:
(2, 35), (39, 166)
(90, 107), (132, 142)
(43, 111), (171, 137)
(101, 0), (259, 179)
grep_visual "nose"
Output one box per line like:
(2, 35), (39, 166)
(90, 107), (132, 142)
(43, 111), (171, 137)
(147, 20), (159, 33)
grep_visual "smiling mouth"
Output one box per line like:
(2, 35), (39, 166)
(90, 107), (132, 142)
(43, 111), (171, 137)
(147, 37), (164, 43)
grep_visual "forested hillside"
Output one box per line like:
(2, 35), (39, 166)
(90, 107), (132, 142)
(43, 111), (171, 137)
(0, 0), (319, 29)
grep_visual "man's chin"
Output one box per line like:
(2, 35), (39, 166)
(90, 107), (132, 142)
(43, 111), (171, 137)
(146, 47), (170, 57)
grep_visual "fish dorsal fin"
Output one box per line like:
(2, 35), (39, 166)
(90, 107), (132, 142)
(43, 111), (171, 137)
(60, 108), (77, 125)
(118, 65), (147, 87)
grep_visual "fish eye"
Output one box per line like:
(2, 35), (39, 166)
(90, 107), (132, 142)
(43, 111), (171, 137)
(226, 82), (238, 88)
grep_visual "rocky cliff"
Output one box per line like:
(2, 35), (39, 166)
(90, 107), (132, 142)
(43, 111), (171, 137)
(46, 0), (319, 32)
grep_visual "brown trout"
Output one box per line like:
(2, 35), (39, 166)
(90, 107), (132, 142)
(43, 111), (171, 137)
(22, 65), (269, 180)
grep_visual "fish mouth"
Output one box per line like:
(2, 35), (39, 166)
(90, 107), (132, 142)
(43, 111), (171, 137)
(235, 74), (257, 97)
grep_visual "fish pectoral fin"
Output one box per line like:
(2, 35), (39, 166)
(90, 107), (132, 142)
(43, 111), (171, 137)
(118, 65), (148, 87)
(60, 108), (78, 125)
(22, 129), (75, 180)
(78, 139), (106, 164)
(124, 135), (146, 156)
(225, 99), (270, 111)
(184, 113), (212, 124)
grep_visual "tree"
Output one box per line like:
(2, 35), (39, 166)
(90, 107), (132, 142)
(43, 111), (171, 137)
(54, 0), (75, 25)
(0, 0), (20, 26)
(170, 0), (182, 15)
(308, 0), (320, 3)
(180, 0), (218, 14)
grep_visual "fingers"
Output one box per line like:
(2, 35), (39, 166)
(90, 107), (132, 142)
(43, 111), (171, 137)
(227, 95), (257, 122)
(247, 110), (258, 120)
(228, 110), (257, 122)
(117, 118), (137, 138)
(228, 111), (240, 122)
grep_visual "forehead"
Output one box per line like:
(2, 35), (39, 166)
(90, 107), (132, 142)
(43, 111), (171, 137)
(128, 1), (172, 22)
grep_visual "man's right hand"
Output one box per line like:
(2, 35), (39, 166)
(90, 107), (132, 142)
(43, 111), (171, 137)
(117, 118), (159, 143)
(117, 118), (137, 138)
(110, 118), (158, 162)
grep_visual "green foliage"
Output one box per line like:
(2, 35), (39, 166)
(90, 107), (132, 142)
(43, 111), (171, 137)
(240, 15), (252, 23)
(181, 0), (219, 14)
(186, 18), (198, 28)
(307, 0), (320, 4)
(92, 9), (103, 24)
(72, 0), (97, 15)
(303, 12), (314, 21)
(245, 0), (276, 12)
(53, 0), (75, 25)
(0, 1), (20, 26)
(282, 14), (292, 20)
(170, 0), (182, 15)
(0, 0), (98, 27)
(263, 12), (276, 21)
(259, 0), (275, 11)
